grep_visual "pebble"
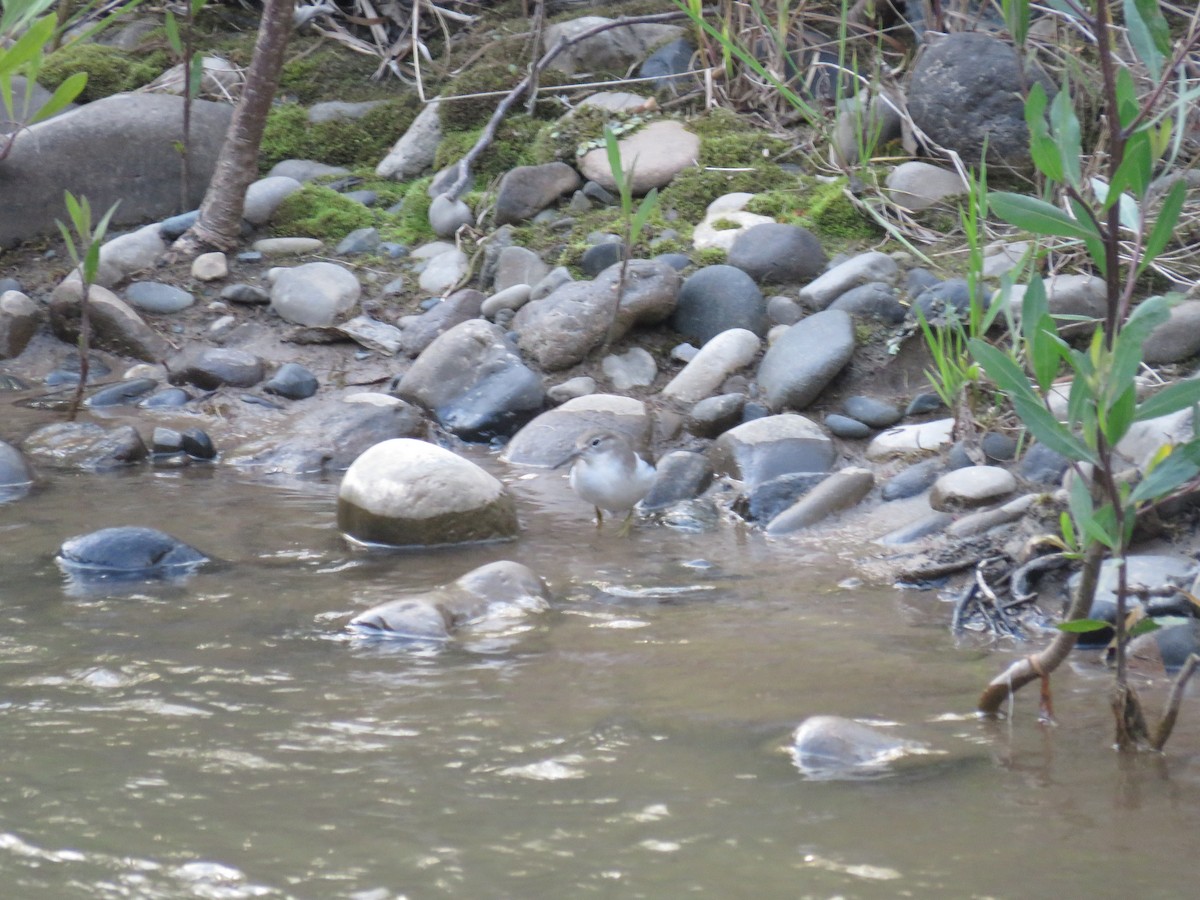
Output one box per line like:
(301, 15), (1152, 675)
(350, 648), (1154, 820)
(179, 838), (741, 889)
(192, 252), (228, 281)
(125, 281), (194, 314)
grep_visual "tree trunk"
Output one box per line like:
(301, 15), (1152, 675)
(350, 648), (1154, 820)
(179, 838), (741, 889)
(173, 0), (295, 254)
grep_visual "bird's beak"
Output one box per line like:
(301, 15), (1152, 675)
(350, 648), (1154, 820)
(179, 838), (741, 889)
(553, 447), (581, 470)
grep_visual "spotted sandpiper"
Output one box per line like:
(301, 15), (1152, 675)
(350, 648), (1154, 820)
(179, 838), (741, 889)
(554, 429), (656, 536)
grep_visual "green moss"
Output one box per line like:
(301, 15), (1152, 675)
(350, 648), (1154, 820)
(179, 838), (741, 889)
(690, 108), (793, 167)
(434, 116), (543, 181)
(694, 247), (727, 266)
(744, 178), (877, 243)
(438, 60), (568, 132)
(272, 185), (375, 240)
(710, 217), (741, 231)
(383, 177), (436, 246)
(659, 164), (796, 223)
(259, 98), (420, 172)
(40, 42), (162, 102)
(279, 41), (403, 104)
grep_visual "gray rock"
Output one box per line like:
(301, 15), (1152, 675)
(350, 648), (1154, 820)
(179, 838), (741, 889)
(981, 431), (1018, 463)
(481, 284), (532, 319)
(1020, 441), (1069, 486)
(167, 347), (264, 390)
(268, 160), (349, 182)
(396, 319), (545, 441)
(125, 281), (194, 314)
(254, 237), (325, 258)
(828, 282), (906, 323)
(159, 210), (200, 240)
(376, 99), (442, 181)
(48, 282), (168, 362)
(601, 346), (657, 390)
(913, 278), (984, 321)
(397, 289), (484, 357)
(0, 290), (41, 359)
(578, 119), (699, 194)
(530, 265), (573, 301)
(270, 261), (361, 326)
(710, 414), (835, 487)
(727, 223), (827, 284)
(94, 223), (169, 286)
(824, 414), (871, 439)
(494, 163), (582, 226)
(831, 90), (903, 165)
(767, 295), (802, 326)
(1073, 555), (1197, 647)
(547, 376), (596, 403)
(581, 241), (625, 277)
(843, 395), (902, 428)
(493, 246), (550, 293)
(243, 176), (303, 225)
(0, 76), (74, 134)
(417, 248), (469, 295)
(227, 398), (425, 474)
(220, 283), (271, 305)
(885, 161), (967, 211)
(929, 465), (1017, 511)
(881, 457), (942, 501)
(638, 36), (697, 93)
(641, 450), (713, 510)
(685, 393), (745, 438)
(57, 527), (206, 575)
(766, 466), (874, 534)
(906, 32), (1049, 168)
(876, 512), (954, 545)
(337, 438), (519, 546)
(789, 715), (931, 777)
(263, 362), (319, 400)
(799, 251), (898, 309)
(348, 560), (550, 641)
(866, 418), (955, 460)
(22, 422), (147, 471)
(736, 471), (826, 523)
(757, 309), (856, 411)
(1144, 300), (1200, 364)
(501, 395), (651, 467)
(0, 94), (231, 248)
(545, 16), (684, 76)
(0, 439), (34, 500)
(672, 265), (766, 345)
(191, 252), (227, 281)
(428, 194), (474, 237)
(336, 227), (382, 255)
(84, 378), (158, 408)
(308, 100), (386, 123)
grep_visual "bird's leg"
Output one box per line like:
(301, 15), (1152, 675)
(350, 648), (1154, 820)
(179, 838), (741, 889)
(616, 509), (635, 538)
(594, 506), (604, 529)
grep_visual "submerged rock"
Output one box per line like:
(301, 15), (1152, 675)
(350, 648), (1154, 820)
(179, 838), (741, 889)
(57, 526), (208, 578)
(789, 715), (934, 779)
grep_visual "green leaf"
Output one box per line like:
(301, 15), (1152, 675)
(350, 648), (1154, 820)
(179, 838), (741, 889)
(1114, 67), (1140, 129)
(1123, 0), (1165, 80)
(1102, 382), (1136, 446)
(0, 14), (54, 78)
(602, 127), (628, 209)
(989, 192), (1100, 242)
(1024, 84), (1063, 183)
(1107, 129), (1151, 201)
(1138, 179), (1187, 276)
(1049, 80), (1081, 189)
(1129, 441), (1200, 503)
(1066, 197), (1107, 275)
(27, 70), (86, 124)
(1056, 618), (1113, 633)
(1128, 617), (1161, 638)
(164, 10), (182, 53)
(187, 54), (205, 100)
(1134, 377), (1200, 422)
(1060, 510), (1077, 549)
(630, 187), (658, 245)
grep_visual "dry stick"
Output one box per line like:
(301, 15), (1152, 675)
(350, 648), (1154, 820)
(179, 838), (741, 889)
(978, 540), (1106, 716)
(439, 9), (688, 202)
(1151, 653), (1200, 751)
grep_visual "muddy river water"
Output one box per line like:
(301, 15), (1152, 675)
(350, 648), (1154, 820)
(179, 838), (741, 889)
(3, 450), (1200, 899)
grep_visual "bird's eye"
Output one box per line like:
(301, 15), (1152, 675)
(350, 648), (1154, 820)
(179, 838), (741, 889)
(590, 436), (602, 447)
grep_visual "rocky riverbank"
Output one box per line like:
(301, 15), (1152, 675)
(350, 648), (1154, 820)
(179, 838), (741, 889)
(3, 1), (1200, 685)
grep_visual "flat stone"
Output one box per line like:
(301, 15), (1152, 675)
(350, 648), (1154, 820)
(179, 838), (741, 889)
(578, 120), (699, 194)
(710, 413), (835, 487)
(766, 467), (874, 534)
(662, 328), (761, 403)
(757, 309), (856, 411)
(799, 251), (898, 309)
(929, 465), (1017, 511)
(865, 418), (955, 460)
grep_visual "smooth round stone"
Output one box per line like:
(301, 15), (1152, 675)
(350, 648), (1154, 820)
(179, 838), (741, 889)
(253, 237), (324, 257)
(905, 393), (944, 417)
(0, 440), (34, 500)
(881, 457), (942, 501)
(766, 295), (802, 326)
(789, 715), (930, 777)
(545, 377), (595, 404)
(654, 252), (692, 271)
(641, 451), (714, 510)
(263, 362), (319, 400)
(428, 195), (474, 238)
(243, 175), (303, 225)
(710, 413), (835, 487)
(270, 261), (361, 326)
(662, 328), (761, 404)
(337, 439), (519, 547)
(843, 395), (902, 428)
(757, 309), (855, 411)
(672, 265), (766, 344)
(336, 227), (382, 255)
(824, 413), (871, 439)
(22, 422), (147, 471)
(84, 377), (159, 407)
(736, 471), (826, 522)
(929, 465), (1017, 511)
(152, 427), (187, 456)
(601, 347), (656, 390)
(125, 281), (194, 314)
(192, 252), (228, 281)
(57, 526), (207, 575)
(765, 467), (875, 534)
(138, 387), (193, 409)
(159, 210), (199, 240)
(1020, 441), (1069, 485)
(181, 428), (216, 460)
(686, 393), (745, 438)
(981, 431), (1018, 462)
(828, 282), (906, 324)
(799, 251), (898, 309)
(866, 418), (955, 460)
(580, 241), (625, 277)
(481, 284), (532, 319)
(169, 348), (264, 389)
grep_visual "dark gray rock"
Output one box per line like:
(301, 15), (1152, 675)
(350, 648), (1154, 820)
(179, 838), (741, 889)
(264, 363), (319, 400)
(912, 278), (984, 322)
(710, 414), (834, 487)
(765, 467), (874, 534)
(0, 94), (231, 247)
(139, 387), (193, 409)
(396, 319), (545, 441)
(686, 393), (746, 438)
(843, 395), (902, 428)
(227, 399), (424, 474)
(727, 223), (826, 284)
(672, 265), (766, 345)
(905, 392), (944, 416)
(181, 428), (216, 460)
(906, 32), (1049, 168)
(49, 282), (168, 363)
(824, 414), (871, 439)
(0, 439), (34, 502)
(876, 512), (954, 544)
(22, 422), (147, 471)
(500, 394), (651, 467)
(84, 378), (159, 408)
(828, 282), (906, 323)
(641, 450), (714, 510)
(638, 36), (697, 93)
(1073, 556), (1197, 648)
(981, 431), (1018, 463)
(494, 162), (582, 225)
(881, 457), (942, 501)
(0, 289), (41, 359)
(397, 289), (485, 357)
(766, 295), (802, 326)
(1020, 441), (1070, 486)
(757, 309), (855, 411)
(336, 227), (382, 255)
(57, 526), (207, 577)
(125, 281), (194, 314)
(220, 283), (271, 305)
(735, 472), (827, 522)
(167, 347), (265, 390)
(581, 240), (625, 276)
(905, 267), (941, 295)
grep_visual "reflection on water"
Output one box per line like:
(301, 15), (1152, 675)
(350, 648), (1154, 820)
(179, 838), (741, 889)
(2, 459), (1200, 898)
